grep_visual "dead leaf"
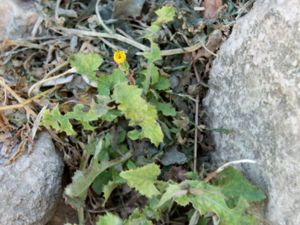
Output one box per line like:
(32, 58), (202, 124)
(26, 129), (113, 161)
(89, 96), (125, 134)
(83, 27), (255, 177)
(0, 112), (12, 132)
(194, 30), (223, 59)
(202, 0), (222, 19)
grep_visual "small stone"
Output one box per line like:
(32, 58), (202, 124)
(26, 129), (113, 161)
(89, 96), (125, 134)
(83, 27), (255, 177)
(0, 132), (64, 225)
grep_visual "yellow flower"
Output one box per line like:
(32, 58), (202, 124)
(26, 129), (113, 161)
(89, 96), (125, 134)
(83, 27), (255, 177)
(113, 50), (126, 65)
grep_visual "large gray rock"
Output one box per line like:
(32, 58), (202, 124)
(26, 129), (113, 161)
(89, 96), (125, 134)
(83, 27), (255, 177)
(0, 0), (40, 40)
(0, 132), (64, 225)
(203, 0), (300, 225)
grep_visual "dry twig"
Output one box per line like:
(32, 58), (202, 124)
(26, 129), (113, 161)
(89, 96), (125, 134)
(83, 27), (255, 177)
(58, 28), (203, 56)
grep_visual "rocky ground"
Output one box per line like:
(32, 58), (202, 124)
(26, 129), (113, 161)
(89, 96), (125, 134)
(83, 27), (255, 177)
(1, 0), (299, 225)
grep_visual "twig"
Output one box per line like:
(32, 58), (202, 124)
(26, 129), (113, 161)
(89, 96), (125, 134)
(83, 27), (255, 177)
(189, 210), (200, 225)
(58, 28), (203, 56)
(95, 0), (113, 34)
(55, 0), (62, 22)
(138, 42), (203, 56)
(194, 6), (205, 11)
(201, 42), (218, 57)
(31, 15), (44, 37)
(165, 91), (198, 103)
(0, 87), (57, 112)
(212, 215), (219, 225)
(28, 64), (72, 96)
(4, 137), (28, 165)
(0, 78), (36, 118)
(204, 159), (257, 182)
(59, 27), (149, 51)
(31, 106), (47, 141)
(235, 0), (255, 20)
(216, 159), (256, 173)
(193, 63), (201, 172)
(116, 28), (135, 40)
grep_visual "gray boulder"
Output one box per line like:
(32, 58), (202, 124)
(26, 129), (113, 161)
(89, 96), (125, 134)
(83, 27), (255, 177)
(0, 0), (40, 40)
(0, 132), (64, 225)
(203, 0), (300, 224)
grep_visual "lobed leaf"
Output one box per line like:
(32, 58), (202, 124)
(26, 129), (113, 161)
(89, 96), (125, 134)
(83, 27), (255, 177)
(153, 76), (170, 91)
(153, 102), (176, 117)
(120, 163), (161, 198)
(41, 105), (75, 136)
(96, 213), (123, 225)
(159, 180), (257, 225)
(41, 97), (110, 135)
(215, 167), (266, 207)
(125, 209), (154, 225)
(69, 53), (103, 80)
(154, 6), (176, 25)
(65, 140), (132, 198)
(97, 68), (127, 96)
(113, 82), (163, 146)
(143, 42), (162, 63)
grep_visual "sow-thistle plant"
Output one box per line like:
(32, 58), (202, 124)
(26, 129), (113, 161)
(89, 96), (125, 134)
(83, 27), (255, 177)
(39, 5), (266, 225)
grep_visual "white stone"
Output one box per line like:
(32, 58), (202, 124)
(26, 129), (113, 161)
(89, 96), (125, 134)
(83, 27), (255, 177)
(203, 1), (300, 224)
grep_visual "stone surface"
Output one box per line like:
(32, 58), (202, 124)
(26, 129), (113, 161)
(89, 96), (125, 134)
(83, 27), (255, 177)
(203, 1), (300, 225)
(0, 132), (64, 225)
(0, 0), (40, 40)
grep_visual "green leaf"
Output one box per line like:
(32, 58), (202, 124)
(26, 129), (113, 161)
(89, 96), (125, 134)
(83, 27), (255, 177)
(184, 181), (256, 225)
(157, 182), (187, 207)
(128, 130), (142, 141)
(145, 24), (160, 39)
(149, 64), (160, 85)
(159, 180), (257, 225)
(103, 180), (121, 205)
(125, 209), (153, 225)
(153, 76), (170, 91)
(153, 102), (176, 116)
(102, 171), (126, 205)
(65, 140), (132, 198)
(154, 6), (176, 25)
(113, 82), (164, 146)
(69, 53), (103, 80)
(120, 163), (161, 198)
(92, 171), (112, 195)
(96, 213), (123, 225)
(143, 42), (161, 92)
(41, 96), (111, 134)
(101, 109), (122, 122)
(41, 98), (109, 134)
(68, 99), (109, 130)
(141, 64), (160, 93)
(97, 69), (127, 96)
(215, 167), (266, 207)
(41, 105), (76, 136)
(144, 42), (161, 63)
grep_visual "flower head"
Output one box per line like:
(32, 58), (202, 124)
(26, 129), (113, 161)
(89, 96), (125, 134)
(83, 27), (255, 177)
(113, 50), (126, 65)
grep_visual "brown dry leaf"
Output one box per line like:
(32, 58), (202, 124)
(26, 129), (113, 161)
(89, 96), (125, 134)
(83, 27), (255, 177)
(202, 0), (222, 19)
(0, 112), (12, 132)
(194, 30), (223, 59)
(0, 39), (16, 51)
